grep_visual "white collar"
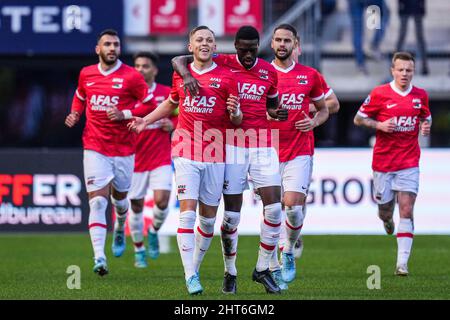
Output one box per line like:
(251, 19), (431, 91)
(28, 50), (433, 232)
(190, 62), (217, 75)
(390, 80), (413, 97)
(97, 59), (122, 76)
(148, 82), (156, 93)
(271, 60), (296, 73)
(235, 54), (258, 70)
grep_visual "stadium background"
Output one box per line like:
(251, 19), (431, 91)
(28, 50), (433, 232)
(0, 0), (449, 300)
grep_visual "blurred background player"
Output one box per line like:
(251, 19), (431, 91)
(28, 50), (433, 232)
(354, 51), (431, 276)
(172, 25), (288, 295)
(108, 51), (174, 268)
(268, 24), (329, 289)
(130, 52), (174, 267)
(129, 26), (242, 295)
(64, 29), (156, 276)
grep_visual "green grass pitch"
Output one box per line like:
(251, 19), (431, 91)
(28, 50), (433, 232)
(0, 234), (449, 300)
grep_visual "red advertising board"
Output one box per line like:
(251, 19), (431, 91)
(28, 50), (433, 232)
(224, 0), (262, 34)
(150, 0), (188, 34)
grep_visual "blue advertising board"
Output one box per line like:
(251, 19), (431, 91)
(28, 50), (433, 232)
(0, 0), (123, 54)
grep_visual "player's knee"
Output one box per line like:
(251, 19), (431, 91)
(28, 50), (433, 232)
(223, 210), (241, 230)
(284, 199), (304, 207)
(224, 196), (242, 212)
(88, 197), (108, 225)
(399, 203), (414, 217)
(130, 200), (143, 214)
(110, 196), (129, 214)
(283, 193), (306, 207)
(261, 191), (281, 205)
(89, 196), (108, 213)
(378, 200), (395, 220)
(286, 205), (304, 227)
(153, 191), (170, 210)
(199, 214), (216, 229)
(155, 199), (169, 211)
(264, 202), (282, 225)
(378, 209), (393, 221)
(179, 210), (196, 228)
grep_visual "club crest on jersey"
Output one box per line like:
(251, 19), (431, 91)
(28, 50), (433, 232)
(259, 69), (269, 79)
(177, 185), (186, 194)
(412, 98), (422, 109)
(296, 75), (308, 85)
(209, 82), (221, 88)
(112, 83), (123, 89)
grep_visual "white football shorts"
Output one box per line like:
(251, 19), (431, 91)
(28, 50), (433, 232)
(372, 167), (419, 204)
(223, 145), (281, 194)
(128, 165), (173, 200)
(279, 155), (313, 195)
(83, 149), (134, 193)
(173, 157), (225, 206)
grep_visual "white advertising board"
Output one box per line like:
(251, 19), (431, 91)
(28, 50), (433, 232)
(142, 149), (449, 235)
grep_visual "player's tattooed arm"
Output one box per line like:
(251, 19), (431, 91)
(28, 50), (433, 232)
(172, 55), (199, 96)
(354, 114), (396, 133)
(354, 114), (377, 129)
(266, 96), (288, 121)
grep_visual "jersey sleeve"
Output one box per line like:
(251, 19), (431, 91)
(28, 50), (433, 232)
(169, 72), (181, 104)
(357, 89), (381, 119)
(267, 69), (279, 99)
(118, 71), (154, 119)
(71, 69), (86, 114)
(310, 71), (325, 101)
(131, 98), (157, 118)
(318, 72), (333, 99)
(419, 91), (432, 121)
(130, 71), (154, 104)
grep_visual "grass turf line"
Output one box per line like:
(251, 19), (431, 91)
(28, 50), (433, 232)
(0, 234), (449, 299)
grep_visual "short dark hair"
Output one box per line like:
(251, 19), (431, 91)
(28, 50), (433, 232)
(273, 23), (298, 38)
(133, 51), (159, 65)
(392, 51), (415, 67)
(235, 26), (259, 43)
(189, 25), (215, 39)
(97, 29), (119, 42)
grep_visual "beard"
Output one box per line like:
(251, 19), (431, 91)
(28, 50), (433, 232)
(239, 56), (256, 69)
(100, 51), (118, 65)
(275, 49), (293, 61)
